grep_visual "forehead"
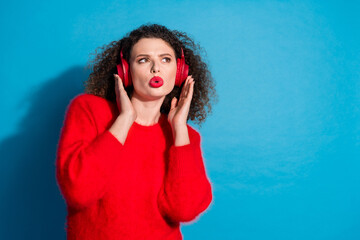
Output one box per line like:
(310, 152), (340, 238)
(130, 38), (175, 57)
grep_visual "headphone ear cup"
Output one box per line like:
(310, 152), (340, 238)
(175, 60), (182, 87)
(175, 49), (189, 86)
(117, 51), (132, 87)
(116, 63), (125, 84)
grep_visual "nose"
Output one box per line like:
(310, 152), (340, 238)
(151, 61), (160, 73)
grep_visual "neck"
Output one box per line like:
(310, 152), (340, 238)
(131, 93), (165, 126)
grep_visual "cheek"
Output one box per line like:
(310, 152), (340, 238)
(166, 70), (176, 89)
(130, 65), (142, 78)
(168, 63), (177, 81)
(130, 65), (148, 86)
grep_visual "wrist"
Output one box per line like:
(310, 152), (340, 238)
(171, 122), (187, 131)
(172, 125), (190, 146)
(172, 124), (187, 135)
(119, 112), (136, 124)
(109, 114), (134, 145)
(115, 114), (135, 130)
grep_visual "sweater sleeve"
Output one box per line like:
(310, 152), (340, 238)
(157, 126), (213, 223)
(56, 95), (123, 210)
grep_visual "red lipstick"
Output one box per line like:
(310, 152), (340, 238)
(149, 76), (164, 88)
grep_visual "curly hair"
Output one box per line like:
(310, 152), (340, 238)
(84, 23), (217, 126)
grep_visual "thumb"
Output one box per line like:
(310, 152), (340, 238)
(170, 97), (178, 110)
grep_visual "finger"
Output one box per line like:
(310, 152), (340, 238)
(181, 76), (191, 98)
(182, 79), (194, 104)
(114, 74), (125, 91)
(113, 74), (121, 110)
(170, 97), (178, 110)
(179, 85), (186, 100)
(187, 80), (195, 100)
(184, 77), (193, 97)
(114, 74), (120, 96)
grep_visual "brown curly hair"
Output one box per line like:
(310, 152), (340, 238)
(84, 23), (217, 126)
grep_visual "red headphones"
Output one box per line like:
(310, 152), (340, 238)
(116, 48), (189, 87)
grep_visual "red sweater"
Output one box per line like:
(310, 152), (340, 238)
(56, 93), (212, 240)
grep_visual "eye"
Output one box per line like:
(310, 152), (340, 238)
(138, 58), (148, 63)
(162, 57), (171, 63)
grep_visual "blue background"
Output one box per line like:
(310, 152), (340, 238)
(1, 0), (359, 239)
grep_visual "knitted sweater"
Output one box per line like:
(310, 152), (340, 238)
(56, 93), (212, 240)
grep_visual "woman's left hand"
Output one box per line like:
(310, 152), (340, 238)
(168, 75), (195, 129)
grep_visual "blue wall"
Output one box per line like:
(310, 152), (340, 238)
(1, 0), (359, 239)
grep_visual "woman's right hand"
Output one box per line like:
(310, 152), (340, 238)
(113, 74), (137, 122)
(109, 74), (136, 144)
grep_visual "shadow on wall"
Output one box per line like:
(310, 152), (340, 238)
(0, 66), (90, 239)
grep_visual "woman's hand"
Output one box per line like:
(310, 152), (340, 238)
(109, 74), (136, 144)
(113, 74), (137, 122)
(168, 76), (195, 129)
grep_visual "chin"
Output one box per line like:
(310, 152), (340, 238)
(133, 91), (167, 102)
(149, 86), (174, 95)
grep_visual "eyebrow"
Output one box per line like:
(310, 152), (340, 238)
(135, 53), (173, 58)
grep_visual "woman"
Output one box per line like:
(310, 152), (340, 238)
(56, 24), (217, 240)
